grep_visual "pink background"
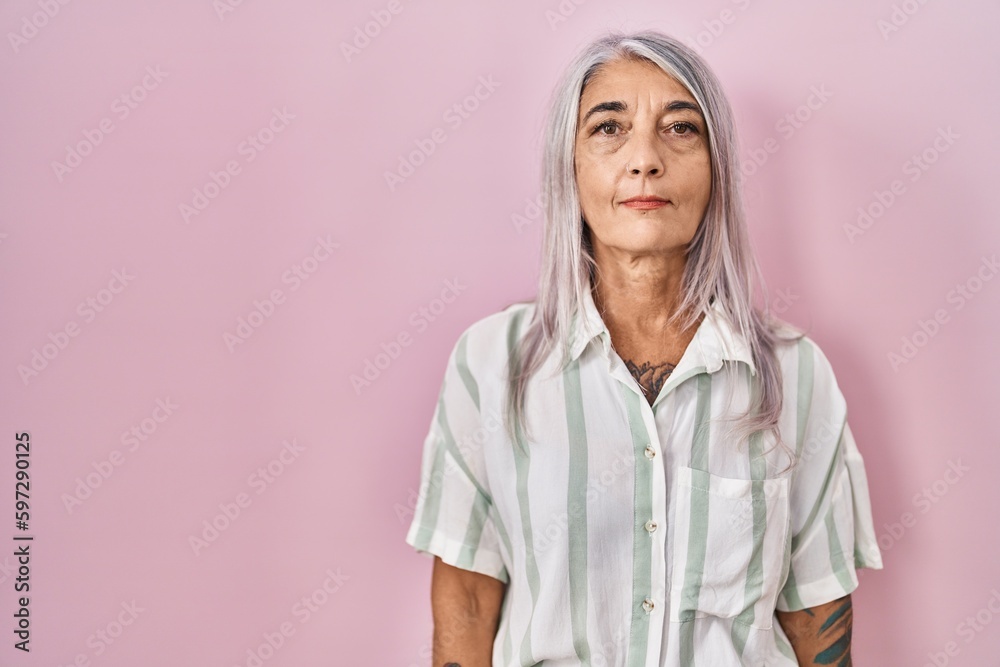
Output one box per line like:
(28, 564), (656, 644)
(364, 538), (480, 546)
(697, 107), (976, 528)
(1, 1), (997, 665)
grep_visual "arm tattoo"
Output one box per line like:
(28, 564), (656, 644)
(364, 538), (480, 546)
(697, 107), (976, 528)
(814, 596), (853, 666)
(624, 359), (676, 402)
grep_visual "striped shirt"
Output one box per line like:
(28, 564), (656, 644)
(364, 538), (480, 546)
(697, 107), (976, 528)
(405, 286), (884, 666)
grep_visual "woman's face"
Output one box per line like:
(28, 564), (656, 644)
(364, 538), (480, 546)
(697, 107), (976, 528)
(574, 57), (712, 260)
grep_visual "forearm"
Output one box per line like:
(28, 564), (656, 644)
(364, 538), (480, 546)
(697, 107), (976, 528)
(775, 594), (854, 666)
(430, 557), (505, 667)
(431, 604), (499, 667)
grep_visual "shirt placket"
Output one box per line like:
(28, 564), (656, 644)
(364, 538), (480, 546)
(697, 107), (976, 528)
(611, 354), (669, 666)
(636, 396), (668, 665)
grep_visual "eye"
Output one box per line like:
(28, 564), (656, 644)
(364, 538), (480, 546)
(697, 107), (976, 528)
(593, 120), (621, 136)
(668, 121), (700, 136)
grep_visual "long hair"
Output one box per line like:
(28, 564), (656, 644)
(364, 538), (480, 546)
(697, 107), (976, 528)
(504, 29), (806, 471)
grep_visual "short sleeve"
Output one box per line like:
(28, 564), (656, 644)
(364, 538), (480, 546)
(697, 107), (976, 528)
(776, 340), (884, 612)
(404, 332), (509, 584)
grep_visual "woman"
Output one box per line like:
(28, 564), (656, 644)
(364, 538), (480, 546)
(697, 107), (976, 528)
(406, 30), (883, 666)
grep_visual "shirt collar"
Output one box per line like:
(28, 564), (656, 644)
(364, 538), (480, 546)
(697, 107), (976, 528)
(567, 285), (757, 377)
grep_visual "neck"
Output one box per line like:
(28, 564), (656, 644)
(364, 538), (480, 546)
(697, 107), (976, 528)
(590, 247), (692, 339)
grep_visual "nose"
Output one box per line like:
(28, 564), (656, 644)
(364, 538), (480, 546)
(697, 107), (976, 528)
(626, 127), (664, 176)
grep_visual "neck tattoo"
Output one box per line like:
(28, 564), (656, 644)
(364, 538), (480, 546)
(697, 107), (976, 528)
(624, 359), (676, 406)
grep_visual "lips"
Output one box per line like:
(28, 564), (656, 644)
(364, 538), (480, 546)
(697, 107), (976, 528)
(621, 196), (670, 210)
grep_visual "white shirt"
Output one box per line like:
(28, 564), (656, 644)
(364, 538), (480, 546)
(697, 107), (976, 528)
(405, 286), (884, 666)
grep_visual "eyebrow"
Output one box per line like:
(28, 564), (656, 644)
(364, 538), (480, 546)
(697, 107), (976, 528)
(580, 99), (704, 125)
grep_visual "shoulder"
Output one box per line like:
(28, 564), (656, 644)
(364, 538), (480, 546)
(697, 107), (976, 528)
(446, 300), (537, 372)
(768, 318), (848, 420)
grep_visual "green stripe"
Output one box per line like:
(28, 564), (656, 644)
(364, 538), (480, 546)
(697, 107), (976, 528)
(489, 501), (514, 577)
(775, 626), (797, 660)
(777, 458), (794, 605)
(732, 369), (767, 655)
(564, 358), (592, 664)
(412, 373), (453, 548)
(780, 339), (817, 610)
(513, 455), (538, 665)
(791, 416), (847, 555)
(420, 351), (514, 584)
(731, 623), (751, 659)
(437, 338), (514, 569)
(795, 337), (815, 458)
(502, 591), (513, 664)
(436, 397), (492, 504)
(780, 566), (803, 611)
(624, 387), (654, 666)
(678, 372), (713, 666)
(507, 308), (541, 665)
(824, 477), (855, 594)
(413, 413), (448, 549)
(691, 374), (712, 471)
(456, 332), (480, 411)
(651, 364), (708, 414)
(456, 491), (490, 569)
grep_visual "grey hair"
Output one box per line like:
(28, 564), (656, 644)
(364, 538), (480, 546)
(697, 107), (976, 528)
(504, 29), (806, 472)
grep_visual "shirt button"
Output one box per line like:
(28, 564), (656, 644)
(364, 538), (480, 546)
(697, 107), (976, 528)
(644, 445), (656, 459)
(644, 520), (658, 533)
(642, 597), (655, 613)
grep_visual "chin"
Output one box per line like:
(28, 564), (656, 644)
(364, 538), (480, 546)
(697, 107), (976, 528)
(607, 232), (687, 254)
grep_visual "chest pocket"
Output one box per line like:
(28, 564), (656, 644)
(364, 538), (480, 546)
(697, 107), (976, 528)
(668, 465), (791, 630)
